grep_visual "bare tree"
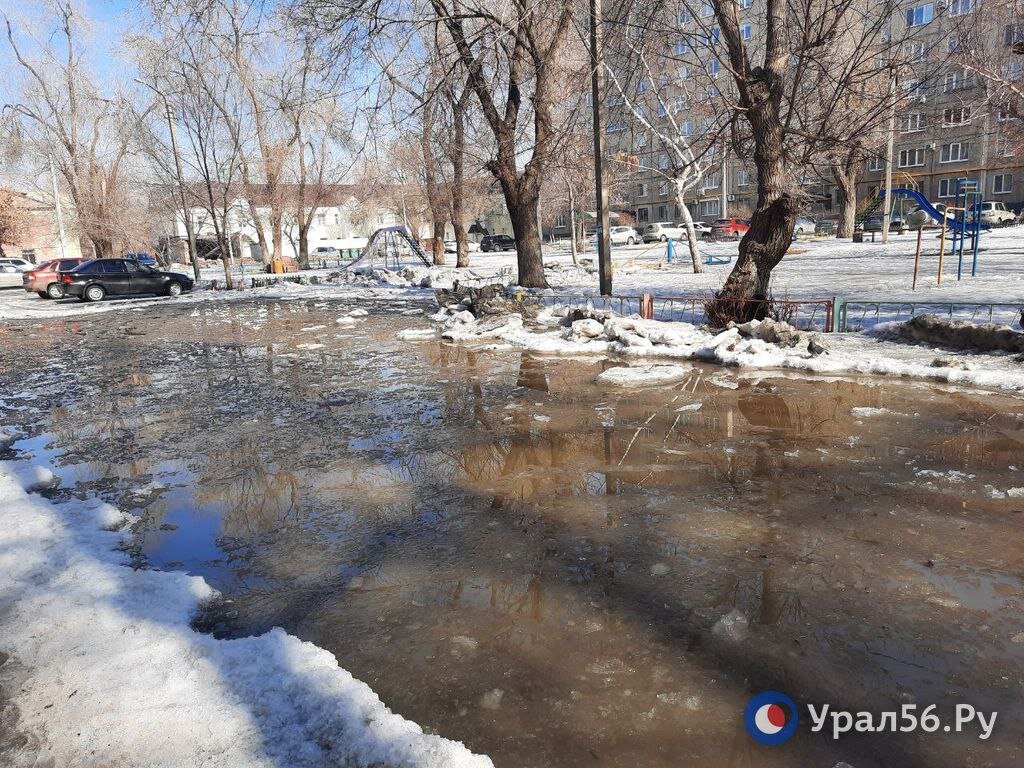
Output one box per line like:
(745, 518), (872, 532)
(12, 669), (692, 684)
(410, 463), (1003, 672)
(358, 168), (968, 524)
(4, 2), (155, 258)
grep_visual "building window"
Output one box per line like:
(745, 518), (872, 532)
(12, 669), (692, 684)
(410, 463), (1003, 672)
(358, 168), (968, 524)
(703, 172), (721, 189)
(677, 8), (691, 24)
(944, 69), (972, 92)
(681, 120), (695, 136)
(638, 182), (649, 197)
(998, 106), (1016, 121)
(905, 42), (926, 61)
(937, 179), (956, 198)
(905, 3), (933, 26)
(659, 153), (670, 170)
(994, 174), (1013, 194)
(737, 169), (751, 186)
(606, 120), (626, 133)
(939, 142), (969, 162)
(658, 102), (667, 117)
(554, 214), (567, 227)
(1002, 62), (1024, 81)
(902, 78), (925, 98)
(942, 106), (971, 126)
(868, 156), (884, 172)
(995, 136), (1015, 157)
(657, 204), (669, 219)
(701, 2), (714, 16)
(741, 23), (753, 40)
(740, 0), (752, 7)
(709, 58), (721, 76)
(674, 39), (688, 55)
(699, 199), (720, 217)
(637, 207), (650, 222)
(898, 148), (924, 167)
(947, 35), (959, 53)
(947, 0), (975, 16)
(658, 181), (670, 195)
(1005, 23), (1024, 47)
(902, 113), (924, 132)
(634, 133), (648, 149)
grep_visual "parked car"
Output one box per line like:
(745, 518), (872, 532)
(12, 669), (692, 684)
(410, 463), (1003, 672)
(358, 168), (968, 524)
(793, 217), (816, 235)
(23, 257), (89, 299)
(977, 201), (1016, 226)
(641, 222), (685, 243)
(443, 240), (481, 253)
(0, 257), (34, 272)
(61, 258), (194, 302)
(480, 234), (516, 252)
(125, 252), (158, 267)
(709, 218), (751, 239)
(609, 226), (641, 245)
(0, 263), (23, 288)
(313, 246), (340, 259)
(861, 214), (907, 232)
(690, 221), (713, 236)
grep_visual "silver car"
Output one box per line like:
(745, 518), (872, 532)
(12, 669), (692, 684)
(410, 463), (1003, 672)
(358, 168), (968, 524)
(641, 222), (685, 242)
(609, 226), (640, 245)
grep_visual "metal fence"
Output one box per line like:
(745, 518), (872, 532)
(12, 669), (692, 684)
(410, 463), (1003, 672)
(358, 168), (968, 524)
(537, 293), (835, 331)
(836, 300), (1024, 331)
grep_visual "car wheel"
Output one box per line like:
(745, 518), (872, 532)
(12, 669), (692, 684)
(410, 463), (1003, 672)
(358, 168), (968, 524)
(46, 283), (64, 299)
(626, 237), (635, 245)
(732, 232), (742, 240)
(659, 235), (667, 242)
(84, 284), (106, 302)
(166, 281), (183, 297)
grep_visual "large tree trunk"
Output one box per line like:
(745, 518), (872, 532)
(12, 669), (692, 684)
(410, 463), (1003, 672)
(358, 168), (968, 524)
(218, 234), (234, 290)
(710, 85), (799, 322)
(420, 99), (447, 267)
(674, 186), (704, 274)
(832, 155), (858, 239)
(503, 179), (548, 288)
(271, 210), (283, 265)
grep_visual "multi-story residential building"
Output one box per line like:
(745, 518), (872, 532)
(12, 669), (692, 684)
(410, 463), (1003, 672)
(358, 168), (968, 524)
(609, 2), (1024, 226)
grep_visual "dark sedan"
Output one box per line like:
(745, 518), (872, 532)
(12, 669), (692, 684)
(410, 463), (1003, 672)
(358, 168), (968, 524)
(61, 258), (194, 302)
(479, 234), (516, 252)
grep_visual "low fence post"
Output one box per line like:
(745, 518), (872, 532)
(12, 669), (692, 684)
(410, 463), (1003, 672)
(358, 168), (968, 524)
(830, 297), (843, 333)
(640, 293), (654, 320)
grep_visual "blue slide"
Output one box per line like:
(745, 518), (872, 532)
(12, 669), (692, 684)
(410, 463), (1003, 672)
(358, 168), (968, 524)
(878, 188), (987, 234)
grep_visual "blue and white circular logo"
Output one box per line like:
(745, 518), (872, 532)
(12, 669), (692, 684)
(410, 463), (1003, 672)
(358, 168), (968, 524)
(744, 690), (799, 745)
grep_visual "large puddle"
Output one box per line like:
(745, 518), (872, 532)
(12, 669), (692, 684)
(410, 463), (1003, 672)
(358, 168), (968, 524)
(2, 299), (1023, 768)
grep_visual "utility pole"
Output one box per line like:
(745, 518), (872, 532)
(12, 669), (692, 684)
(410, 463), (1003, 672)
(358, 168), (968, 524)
(136, 79), (200, 281)
(590, 0), (612, 296)
(48, 155), (67, 259)
(881, 69), (896, 244)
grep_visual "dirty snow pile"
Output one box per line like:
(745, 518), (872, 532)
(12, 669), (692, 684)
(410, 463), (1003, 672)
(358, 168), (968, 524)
(417, 303), (1024, 393)
(0, 460), (492, 768)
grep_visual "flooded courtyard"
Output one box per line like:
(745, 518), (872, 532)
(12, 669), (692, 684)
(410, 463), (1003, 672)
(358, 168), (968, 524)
(2, 298), (1023, 768)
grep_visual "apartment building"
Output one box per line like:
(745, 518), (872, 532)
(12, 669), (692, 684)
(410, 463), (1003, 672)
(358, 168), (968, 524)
(609, 0), (1024, 225)
(858, 6), (1024, 210)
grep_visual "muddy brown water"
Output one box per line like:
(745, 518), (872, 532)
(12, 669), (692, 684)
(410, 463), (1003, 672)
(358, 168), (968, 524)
(2, 298), (1024, 768)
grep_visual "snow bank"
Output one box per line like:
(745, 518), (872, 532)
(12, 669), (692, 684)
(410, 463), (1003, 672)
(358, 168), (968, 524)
(0, 460), (492, 768)
(428, 306), (1024, 394)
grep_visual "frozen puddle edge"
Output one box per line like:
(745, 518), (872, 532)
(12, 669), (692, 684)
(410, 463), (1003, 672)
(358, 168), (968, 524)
(0, 459), (492, 768)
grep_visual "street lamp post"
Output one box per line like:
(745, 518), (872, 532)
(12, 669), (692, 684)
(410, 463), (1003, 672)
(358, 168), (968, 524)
(589, 0), (613, 296)
(136, 78), (201, 282)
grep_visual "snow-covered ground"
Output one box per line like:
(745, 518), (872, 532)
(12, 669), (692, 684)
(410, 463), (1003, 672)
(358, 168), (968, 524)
(427, 307), (1024, 396)
(0, 456), (492, 768)
(0, 226), (1021, 322)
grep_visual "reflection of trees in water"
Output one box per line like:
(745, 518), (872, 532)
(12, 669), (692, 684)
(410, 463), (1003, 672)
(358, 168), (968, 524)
(716, 566), (807, 627)
(194, 440), (299, 538)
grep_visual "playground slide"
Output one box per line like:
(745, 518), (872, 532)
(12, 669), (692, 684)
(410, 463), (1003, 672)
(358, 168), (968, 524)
(878, 188), (987, 234)
(346, 226), (433, 270)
